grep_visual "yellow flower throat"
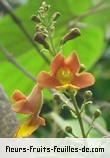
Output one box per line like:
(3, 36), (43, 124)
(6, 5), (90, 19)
(56, 67), (73, 85)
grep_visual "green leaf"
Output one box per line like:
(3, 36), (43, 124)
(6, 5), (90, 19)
(0, 49), (48, 97)
(85, 3), (110, 29)
(67, 0), (92, 14)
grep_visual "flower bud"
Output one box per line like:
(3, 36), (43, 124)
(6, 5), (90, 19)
(40, 1), (50, 13)
(61, 28), (81, 45)
(65, 126), (72, 134)
(34, 32), (49, 49)
(44, 5), (50, 12)
(31, 15), (41, 23)
(42, 1), (46, 6)
(94, 109), (102, 119)
(53, 94), (61, 105)
(34, 32), (46, 43)
(52, 12), (61, 21)
(84, 90), (93, 100)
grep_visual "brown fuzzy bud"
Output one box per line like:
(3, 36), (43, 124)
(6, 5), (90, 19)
(61, 28), (81, 45)
(84, 90), (93, 100)
(34, 32), (46, 43)
(52, 12), (61, 21)
(94, 109), (102, 119)
(53, 94), (61, 105)
(31, 15), (41, 23)
(34, 32), (49, 49)
(65, 126), (72, 134)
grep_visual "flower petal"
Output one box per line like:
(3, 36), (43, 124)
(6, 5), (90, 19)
(27, 85), (43, 115)
(73, 72), (95, 89)
(29, 116), (46, 126)
(12, 99), (33, 114)
(37, 71), (60, 88)
(12, 90), (26, 102)
(65, 52), (80, 73)
(14, 119), (39, 138)
(37, 116), (45, 126)
(51, 53), (65, 75)
(14, 116), (45, 138)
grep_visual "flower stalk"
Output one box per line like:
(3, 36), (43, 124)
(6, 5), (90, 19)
(70, 91), (86, 138)
(85, 117), (95, 137)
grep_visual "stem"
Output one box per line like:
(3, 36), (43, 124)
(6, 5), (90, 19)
(80, 101), (92, 114)
(65, 1), (110, 29)
(48, 31), (57, 56)
(86, 117), (95, 137)
(70, 92), (86, 138)
(42, 16), (56, 56)
(0, 42), (36, 82)
(71, 132), (79, 138)
(55, 90), (110, 137)
(73, 2), (105, 22)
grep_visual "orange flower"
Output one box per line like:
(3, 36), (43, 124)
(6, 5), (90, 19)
(12, 85), (45, 138)
(37, 52), (95, 90)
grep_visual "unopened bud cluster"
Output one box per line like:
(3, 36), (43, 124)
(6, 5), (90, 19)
(31, 1), (61, 50)
(38, 1), (50, 17)
(31, 2), (50, 49)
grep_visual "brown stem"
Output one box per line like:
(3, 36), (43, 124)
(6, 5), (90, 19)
(67, 1), (110, 29)
(0, 42), (36, 82)
(74, 2), (110, 22)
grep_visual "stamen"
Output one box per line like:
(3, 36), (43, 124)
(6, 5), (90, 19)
(56, 67), (73, 85)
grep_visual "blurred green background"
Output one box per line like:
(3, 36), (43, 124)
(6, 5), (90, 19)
(0, 0), (110, 138)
